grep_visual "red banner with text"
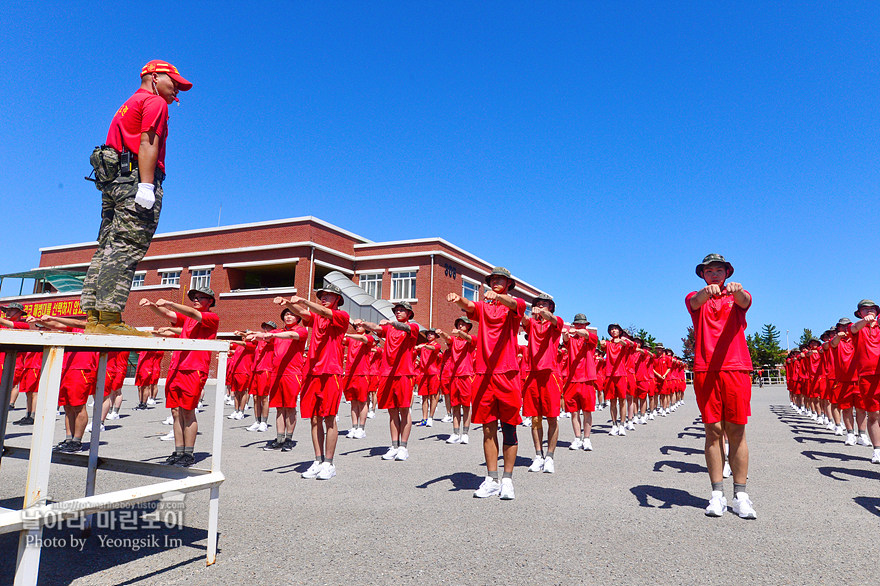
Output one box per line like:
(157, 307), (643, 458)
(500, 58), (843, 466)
(22, 298), (83, 318)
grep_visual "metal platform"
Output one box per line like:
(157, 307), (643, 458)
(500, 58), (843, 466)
(0, 330), (229, 586)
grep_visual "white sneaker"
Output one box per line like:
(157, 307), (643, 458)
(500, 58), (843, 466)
(626, 421), (635, 431)
(845, 433), (857, 446)
(395, 447), (409, 461)
(367, 410), (375, 419)
(426, 418), (433, 427)
(732, 492), (757, 519)
(441, 415), (453, 423)
(345, 428), (355, 439)
(499, 478), (515, 500)
(618, 426), (627, 436)
(106, 411), (120, 420)
(705, 491), (727, 517)
(257, 422), (268, 432)
(542, 457), (555, 474)
(233, 411), (244, 420)
(835, 425), (845, 436)
(245, 404), (251, 410)
(826, 421), (836, 431)
(528, 456), (545, 472)
(163, 415), (174, 425)
(246, 422), (261, 432)
(522, 418), (532, 427)
(224, 396), (234, 406)
(146, 398), (157, 406)
(353, 428), (366, 439)
(872, 450), (880, 464)
(560, 412), (571, 419)
(159, 430), (174, 441)
(582, 438), (593, 451)
(197, 401), (204, 411)
(382, 446), (399, 460)
(474, 477), (501, 498)
(301, 461), (321, 479)
(227, 411), (239, 420)
(610, 425), (619, 436)
(460, 434), (469, 445)
(316, 462), (336, 480)
(648, 412), (655, 421)
(447, 434), (461, 444)
(723, 462), (732, 478)
(570, 438), (582, 450)
(859, 434), (872, 446)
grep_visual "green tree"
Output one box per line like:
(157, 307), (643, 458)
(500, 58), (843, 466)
(757, 324), (785, 367)
(746, 332), (761, 368)
(635, 328), (657, 349)
(797, 328), (814, 347)
(681, 326), (695, 369)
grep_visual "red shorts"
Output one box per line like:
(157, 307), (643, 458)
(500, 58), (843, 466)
(693, 370), (751, 425)
(604, 376), (627, 401)
(564, 381), (596, 413)
(797, 379), (808, 396)
(135, 366), (161, 386)
(165, 370), (208, 411)
(634, 379), (653, 400)
(837, 381), (859, 410)
(450, 375), (474, 407)
(230, 372), (252, 394)
(377, 375), (414, 410)
(343, 375), (371, 403)
(522, 370), (562, 418)
(417, 374), (440, 396)
(626, 374), (636, 397)
(269, 373), (302, 408)
(251, 370), (272, 397)
(440, 375), (452, 395)
(859, 375), (880, 412)
(17, 367), (40, 394)
(104, 370), (125, 396)
(824, 378), (836, 402)
(59, 370), (97, 407)
(471, 371), (522, 426)
(300, 374), (343, 418)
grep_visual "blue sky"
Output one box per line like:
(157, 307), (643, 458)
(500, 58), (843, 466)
(2, 2), (878, 353)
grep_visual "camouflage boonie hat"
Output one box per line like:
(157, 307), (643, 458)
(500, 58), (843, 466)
(187, 287), (216, 307)
(696, 253), (734, 278)
(454, 315), (473, 330)
(855, 299), (879, 318)
(2, 302), (25, 313)
(807, 337), (821, 346)
(261, 320), (278, 330)
(485, 267), (516, 291)
(315, 283), (344, 306)
(836, 317), (852, 329)
(572, 313), (590, 325)
(421, 328), (437, 336)
(392, 300), (414, 318)
(607, 323), (623, 335)
(532, 293), (555, 313)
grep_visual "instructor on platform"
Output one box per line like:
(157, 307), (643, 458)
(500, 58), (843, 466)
(82, 60), (192, 336)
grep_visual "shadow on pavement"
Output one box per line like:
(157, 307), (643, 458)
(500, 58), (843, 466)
(338, 446), (390, 458)
(801, 450), (865, 463)
(415, 471), (483, 491)
(792, 436), (840, 445)
(652, 460), (707, 474)
(630, 485), (705, 510)
(659, 445), (703, 457)
(853, 496), (880, 517)
(677, 431), (705, 439)
(817, 466), (880, 482)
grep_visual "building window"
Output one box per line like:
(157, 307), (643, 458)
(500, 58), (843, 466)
(131, 274), (145, 288)
(359, 273), (382, 299)
(462, 280), (479, 302)
(190, 269), (212, 290)
(390, 271), (416, 301)
(160, 271), (181, 286)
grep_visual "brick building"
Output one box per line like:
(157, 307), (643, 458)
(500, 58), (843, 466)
(7, 216), (548, 335)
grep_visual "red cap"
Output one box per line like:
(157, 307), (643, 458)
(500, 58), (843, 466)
(140, 60), (193, 91)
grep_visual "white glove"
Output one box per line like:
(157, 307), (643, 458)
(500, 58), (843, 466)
(135, 183), (155, 210)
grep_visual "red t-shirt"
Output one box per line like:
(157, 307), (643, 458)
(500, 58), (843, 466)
(253, 338), (275, 372)
(833, 336), (858, 382)
(447, 336), (476, 377)
(306, 309), (350, 375)
(635, 350), (653, 381)
(106, 351), (130, 374)
(805, 351), (822, 379)
(418, 342), (442, 375)
(850, 324), (880, 377)
(137, 350), (164, 371)
(106, 89), (169, 172)
(686, 290), (753, 372)
(653, 355), (671, 379)
(467, 298), (527, 375)
(604, 339), (630, 377)
(378, 322), (420, 376)
(230, 343), (255, 375)
(344, 336), (375, 376)
(272, 326), (308, 376)
(522, 316), (564, 373)
(169, 311), (220, 373)
(62, 328), (98, 372)
(564, 331), (598, 382)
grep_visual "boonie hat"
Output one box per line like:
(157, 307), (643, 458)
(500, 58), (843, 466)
(572, 313), (590, 325)
(141, 60), (193, 91)
(854, 299), (879, 318)
(316, 283), (344, 306)
(2, 302), (25, 313)
(532, 293), (555, 313)
(261, 320), (278, 330)
(836, 317), (852, 329)
(696, 253), (734, 278)
(392, 300), (415, 319)
(187, 287), (216, 307)
(607, 323), (623, 335)
(485, 267), (517, 291)
(454, 315), (473, 330)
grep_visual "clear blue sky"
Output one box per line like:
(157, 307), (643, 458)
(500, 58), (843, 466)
(2, 2), (878, 353)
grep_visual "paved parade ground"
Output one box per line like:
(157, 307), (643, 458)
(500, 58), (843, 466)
(2, 383), (878, 585)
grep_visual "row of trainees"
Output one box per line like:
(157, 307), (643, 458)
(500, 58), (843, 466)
(0, 290), (220, 466)
(785, 298), (880, 464)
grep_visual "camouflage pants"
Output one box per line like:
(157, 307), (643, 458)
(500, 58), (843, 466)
(81, 167), (163, 312)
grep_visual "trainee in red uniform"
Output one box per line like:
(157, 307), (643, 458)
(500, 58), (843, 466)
(229, 343), (256, 394)
(135, 350), (164, 386)
(564, 331), (599, 413)
(59, 328), (98, 407)
(343, 335), (375, 403)
(850, 323), (880, 411)
(301, 308), (349, 418)
(269, 325), (308, 408)
(417, 341), (441, 396)
(377, 322), (420, 409)
(165, 311), (220, 410)
(446, 336), (476, 407)
(521, 316), (564, 418)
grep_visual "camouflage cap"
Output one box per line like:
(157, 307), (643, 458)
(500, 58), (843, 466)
(261, 320), (278, 330)
(454, 315), (473, 329)
(315, 283), (344, 306)
(607, 323), (623, 335)
(695, 253), (734, 278)
(1, 302), (25, 313)
(855, 299), (879, 318)
(808, 337), (821, 346)
(421, 328), (437, 336)
(484, 267), (517, 291)
(187, 287), (216, 307)
(392, 300), (414, 318)
(572, 313), (590, 325)
(532, 293), (555, 313)
(836, 317), (852, 329)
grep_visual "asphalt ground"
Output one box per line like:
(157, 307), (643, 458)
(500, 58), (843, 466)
(1, 383), (878, 585)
